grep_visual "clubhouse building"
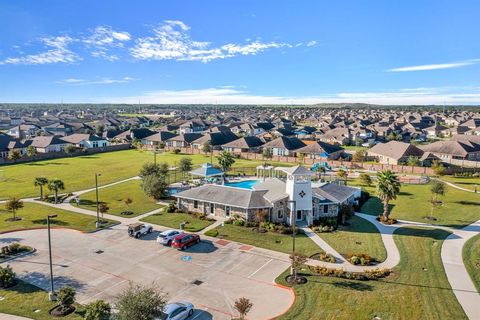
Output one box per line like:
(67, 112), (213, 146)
(174, 166), (360, 225)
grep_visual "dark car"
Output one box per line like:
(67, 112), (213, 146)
(171, 233), (200, 250)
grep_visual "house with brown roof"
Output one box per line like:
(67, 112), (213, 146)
(221, 136), (265, 153)
(295, 141), (344, 160)
(368, 141), (424, 165)
(262, 136), (306, 156)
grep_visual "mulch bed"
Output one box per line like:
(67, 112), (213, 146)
(49, 305), (76, 317)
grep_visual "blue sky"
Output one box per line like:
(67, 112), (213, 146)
(1, 0), (480, 105)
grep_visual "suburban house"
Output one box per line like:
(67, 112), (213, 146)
(179, 119), (208, 134)
(318, 127), (351, 145)
(0, 133), (17, 158)
(262, 136), (306, 156)
(295, 141), (345, 160)
(42, 122), (75, 136)
(367, 141), (424, 165)
(7, 124), (41, 139)
(174, 166), (360, 226)
(166, 133), (203, 148)
(61, 134), (110, 149)
(142, 131), (177, 148)
(190, 131), (238, 150)
(113, 128), (156, 143)
(30, 136), (71, 153)
(420, 136), (480, 161)
(221, 136), (265, 153)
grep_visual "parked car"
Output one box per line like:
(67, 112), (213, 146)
(159, 301), (194, 320)
(171, 233), (200, 250)
(128, 223), (153, 238)
(157, 229), (184, 246)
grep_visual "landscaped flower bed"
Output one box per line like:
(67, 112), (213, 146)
(310, 265), (391, 281)
(346, 253), (377, 265)
(0, 243), (34, 262)
(310, 251), (336, 263)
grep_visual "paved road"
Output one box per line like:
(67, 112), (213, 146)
(1, 227), (293, 320)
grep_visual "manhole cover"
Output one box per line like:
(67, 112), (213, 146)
(192, 280), (203, 286)
(95, 250), (104, 254)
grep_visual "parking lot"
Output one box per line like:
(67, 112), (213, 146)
(2, 226), (294, 319)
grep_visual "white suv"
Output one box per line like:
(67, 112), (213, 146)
(157, 229), (184, 246)
(128, 223), (153, 238)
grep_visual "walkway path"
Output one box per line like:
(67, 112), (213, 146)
(436, 178), (478, 193)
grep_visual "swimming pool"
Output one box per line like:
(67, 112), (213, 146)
(224, 180), (259, 189)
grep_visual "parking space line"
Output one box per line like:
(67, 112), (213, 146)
(247, 258), (273, 278)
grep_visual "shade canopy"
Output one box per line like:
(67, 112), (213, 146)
(190, 163), (224, 178)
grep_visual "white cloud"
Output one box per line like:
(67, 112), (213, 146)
(306, 40), (317, 47)
(0, 36), (80, 65)
(83, 26), (131, 61)
(130, 20), (300, 63)
(387, 59), (479, 72)
(96, 86), (480, 105)
(58, 76), (135, 85)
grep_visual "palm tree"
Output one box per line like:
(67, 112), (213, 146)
(34, 177), (49, 200)
(376, 170), (401, 221)
(5, 197), (23, 221)
(48, 179), (65, 204)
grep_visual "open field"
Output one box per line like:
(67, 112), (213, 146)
(277, 227), (466, 319)
(317, 215), (387, 262)
(0, 149), (291, 200)
(210, 224), (320, 256)
(463, 233), (480, 292)
(350, 179), (480, 228)
(0, 280), (84, 320)
(0, 202), (117, 233)
(141, 211), (214, 232)
(76, 179), (161, 217)
(442, 175), (480, 192)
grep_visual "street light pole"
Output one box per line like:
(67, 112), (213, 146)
(95, 173), (101, 228)
(288, 200), (297, 276)
(47, 214), (58, 301)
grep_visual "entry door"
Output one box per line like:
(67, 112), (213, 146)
(296, 210), (302, 220)
(210, 203), (215, 215)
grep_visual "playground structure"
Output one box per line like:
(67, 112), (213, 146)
(310, 162), (332, 172)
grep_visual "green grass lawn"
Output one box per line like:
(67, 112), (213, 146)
(0, 149), (292, 200)
(277, 227), (466, 320)
(140, 211), (214, 232)
(463, 233), (480, 292)
(441, 175), (480, 192)
(0, 280), (84, 319)
(75, 180), (161, 217)
(0, 202), (117, 233)
(210, 224), (320, 256)
(351, 179), (480, 228)
(316, 215), (387, 262)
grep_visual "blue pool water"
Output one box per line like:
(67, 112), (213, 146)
(224, 180), (259, 189)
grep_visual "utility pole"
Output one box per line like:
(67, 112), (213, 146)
(47, 214), (58, 301)
(288, 200), (297, 276)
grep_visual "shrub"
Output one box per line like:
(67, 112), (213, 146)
(84, 300), (111, 320)
(166, 201), (177, 213)
(120, 210), (134, 216)
(347, 253), (375, 265)
(310, 266), (390, 281)
(173, 149), (181, 154)
(311, 252), (336, 263)
(233, 220), (245, 226)
(0, 265), (15, 288)
(205, 229), (219, 237)
(58, 286), (76, 312)
(376, 215), (397, 225)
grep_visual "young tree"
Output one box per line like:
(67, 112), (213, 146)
(262, 147), (273, 160)
(352, 150), (366, 162)
(336, 169), (348, 180)
(429, 180), (446, 219)
(376, 170), (401, 221)
(48, 179), (65, 204)
(139, 162), (162, 178)
(95, 124), (105, 136)
(57, 286), (76, 313)
(179, 157), (193, 180)
(26, 145), (37, 157)
(159, 162), (170, 176)
(98, 203), (109, 221)
(432, 160), (446, 176)
(5, 197), (23, 221)
(218, 151), (235, 172)
(142, 174), (168, 200)
(255, 209), (269, 231)
(7, 149), (22, 162)
(234, 297), (253, 320)
(358, 173), (372, 187)
(114, 282), (167, 320)
(84, 300), (111, 320)
(289, 252), (308, 281)
(202, 141), (211, 155)
(34, 177), (49, 200)
(407, 156), (420, 167)
(64, 145), (77, 155)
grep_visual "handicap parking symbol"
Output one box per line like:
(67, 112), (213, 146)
(181, 255), (192, 262)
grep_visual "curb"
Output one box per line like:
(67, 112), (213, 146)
(0, 248), (37, 264)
